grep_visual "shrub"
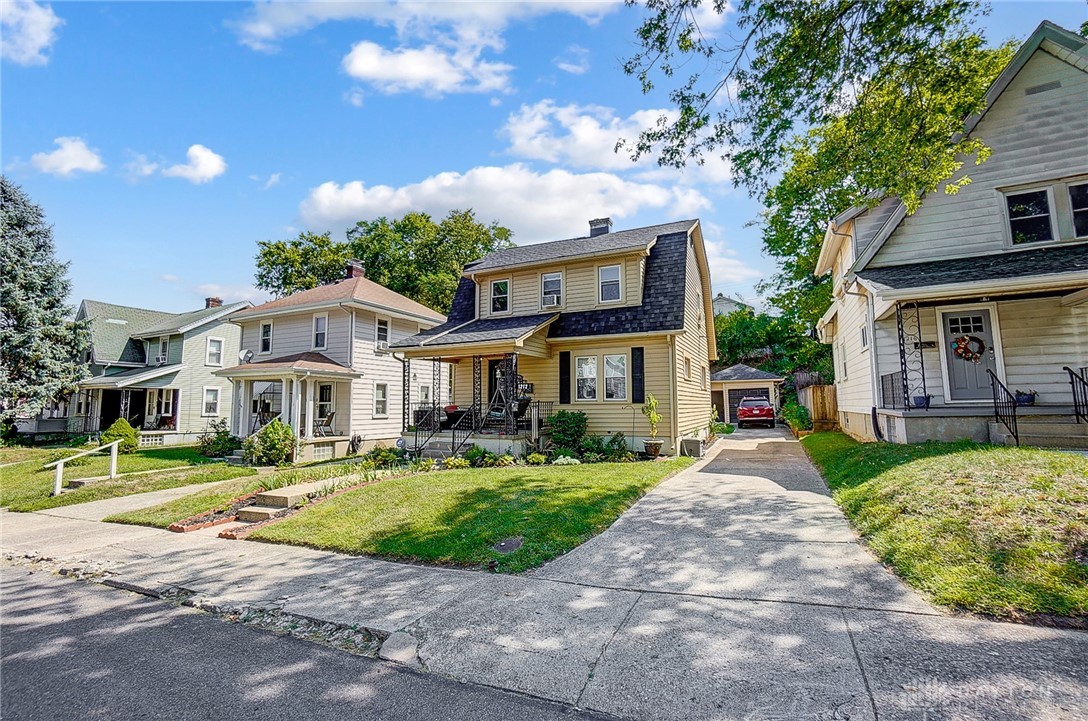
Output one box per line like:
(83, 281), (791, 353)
(443, 456), (470, 469)
(641, 393), (662, 439)
(362, 444), (407, 469)
(524, 452), (547, 466)
(242, 418), (297, 466)
(45, 448), (91, 467)
(411, 458), (438, 473)
(100, 418), (140, 454)
(710, 421), (732, 436)
(606, 432), (628, 454)
(579, 434), (606, 457)
(582, 452), (603, 464)
(552, 447), (577, 459)
(463, 444), (487, 466)
(198, 419), (242, 458)
(477, 450), (499, 468)
(781, 401), (812, 431)
(547, 410), (588, 450)
(495, 454), (516, 467)
(552, 455), (581, 466)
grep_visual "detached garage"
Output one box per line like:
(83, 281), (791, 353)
(710, 364), (785, 424)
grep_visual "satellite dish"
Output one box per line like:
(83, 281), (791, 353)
(239, 349), (254, 363)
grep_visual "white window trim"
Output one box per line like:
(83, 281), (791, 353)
(603, 353), (628, 402)
(490, 278), (511, 316)
(205, 336), (225, 367)
(684, 356), (692, 380)
(575, 355), (599, 402)
(201, 386), (221, 417)
(540, 270), (564, 310)
(999, 184), (1061, 249)
(375, 316), (391, 347)
(597, 264), (623, 305)
(373, 382), (389, 418)
(259, 320), (274, 355)
(160, 389), (174, 416)
(154, 336), (170, 365)
(1069, 181), (1088, 239)
(312, 312), (329, 351)
(934, 301), (1008, 405)
(419, 384), (431, 404)
(859, 326), (869, 352)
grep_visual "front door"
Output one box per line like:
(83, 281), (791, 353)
(941, 309), (1000, 401)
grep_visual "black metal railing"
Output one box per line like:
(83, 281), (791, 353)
(519, 401), (554, 437)
(410, 402), (443, 455)
(1064, 366), (1088, 425)
(880, 372), (905, 409)
(449, 407), (482, 458)
(988, 369), (1018, 446)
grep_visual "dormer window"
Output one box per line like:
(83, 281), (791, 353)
(541, 272), (563, 308)
(491, 279), (510, 314)
(312, 313), (328, 350)
(1005, 189), (1055, 244)
(599, 265), (621, 303)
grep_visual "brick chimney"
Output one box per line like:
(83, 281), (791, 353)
(346, 259), (366, 279)
(205, 296), (223, 308)
(589, 217), (612, 237)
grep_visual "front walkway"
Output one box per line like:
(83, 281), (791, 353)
(2, 430), (1086, 720)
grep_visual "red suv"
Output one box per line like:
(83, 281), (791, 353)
(736, 397), (775, 428)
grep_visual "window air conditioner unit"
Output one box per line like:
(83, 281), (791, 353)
(155, 355), (168, 365)
(376, 341), (389, 352)
(542, 295), (560, 308)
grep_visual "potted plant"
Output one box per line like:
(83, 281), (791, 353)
(1014, 389), (1038, 406)
(912, 394), (932, 409)
(641, 393), (664, 457)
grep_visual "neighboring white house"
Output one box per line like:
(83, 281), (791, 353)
(815, 21), (1088, 448)
(712, 293), (752, 316)
(216, 260), (448, 461)
(17, 297), (250, 446)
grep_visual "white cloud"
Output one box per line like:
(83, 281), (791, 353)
(30, 137), (105, 176)
(299, 163), (710, 244)
(501, 100), (732, 184)
(160, 273), (179, 282)
(162, 144), (227, 184)
(343, 86), (364, 107)
(195, 283), (271, 306)
(489, 97), (502, 108)
(554, 44), (589, 75)
(1, 0), (63, 66)
(342, 41), (512, 96)
(123, 152), (158, 179)
(264, 172), (281, 189)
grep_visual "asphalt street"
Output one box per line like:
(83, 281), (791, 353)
(0, 566), (605, 721)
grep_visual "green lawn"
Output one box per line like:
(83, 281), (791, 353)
(0, 446), (253, 512)
(105, 475), (269, 528)
(802, 432), (1088, 620)
(249, 459), (693, 573)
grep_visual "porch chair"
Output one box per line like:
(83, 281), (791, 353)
(313, 411), (335, 437)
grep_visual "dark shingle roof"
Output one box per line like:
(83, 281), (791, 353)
(711, 364), (784, 382)
(81, 300), (177, 365)
(392, 314), (556, 349)
(134, 302), (250, 337)
(466, 220), (697, 272)
(858, 244), (1088, 290)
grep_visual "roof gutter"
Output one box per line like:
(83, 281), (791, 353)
(869, 271), (1088, 303)
(466, 242), (655, 279)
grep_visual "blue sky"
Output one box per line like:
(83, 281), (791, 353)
(4, 1), (1085, 313)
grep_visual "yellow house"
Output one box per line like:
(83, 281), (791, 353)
(392, 218), (717, 456)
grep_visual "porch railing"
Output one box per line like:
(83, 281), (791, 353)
(988, 369), (1018, 446)
(449, 407), (482, 458)
(409, 402), (443, 455)
(43, 440), (121, 496)
(519, 401), (554, 440)
(880, 372), (905, 410)
(1064, 366), (1088, 425)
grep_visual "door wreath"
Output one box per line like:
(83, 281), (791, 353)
(951, 334), (986, 364)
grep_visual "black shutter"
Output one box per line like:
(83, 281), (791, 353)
(631, 347), (645, 404)
(559, 351), (571, 405)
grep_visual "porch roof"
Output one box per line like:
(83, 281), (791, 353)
(213, 352), (361, 379)
(79, 363), (185, 389)
(858, 244), (1088, 301)
(391, 313), (556, 353)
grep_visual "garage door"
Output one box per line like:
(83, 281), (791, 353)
(727, 387), (771, 424)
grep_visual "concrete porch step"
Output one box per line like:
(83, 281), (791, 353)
(992, 431), (1088, 449)
(1013, 420), (1088, 435)
(237, 505), (286, 522)
(253, 481), (325, 508)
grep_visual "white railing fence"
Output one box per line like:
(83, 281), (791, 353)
(42, 440), (121, 496)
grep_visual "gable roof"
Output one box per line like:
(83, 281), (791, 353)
(711, 364), (784, 383)
(231, 275), (445, 324)
(80, 300), (177, 365)
(465, 220), (698, 273)
(132, 302), (250, 338)
(818, 21), (1088, 276)
(214, 351), (361, 379)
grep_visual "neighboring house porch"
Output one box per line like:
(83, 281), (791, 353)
(215, 352), (361, 462)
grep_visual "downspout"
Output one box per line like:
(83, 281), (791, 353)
(667, 334), (679, 456)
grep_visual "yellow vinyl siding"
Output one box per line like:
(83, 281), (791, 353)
(673, 238), (712, 440)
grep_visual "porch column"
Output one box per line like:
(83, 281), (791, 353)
(119, 389), (131, 424)
(503, 352), (517, 435)
(290, 378), (302, 436)
(472, 356), (482, 418)
(402, 358), (411, 433)
(305, 379), (316, 439)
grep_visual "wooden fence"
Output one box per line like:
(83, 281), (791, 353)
(798, 385), (838, 431)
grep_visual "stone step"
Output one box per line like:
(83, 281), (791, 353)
(253, 480), (325, 508)
(993, 431), (1088, 449)
(1013, 420), (1088, 435)
(229, 449), (245, 457)
(237, 505), (285, 523)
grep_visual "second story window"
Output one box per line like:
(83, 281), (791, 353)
(599, 265), (621, 303)
(313, 313), (328, 350)
(541, 272), (562, 308)
(491, 279), (509, 314)
(376, 318), (390, 346)
(259, 322), (273, 354)
(1005, 189), (1055, 244)
(1071, 183), (1088, 237)
(205, 337), (223, 367)
(156, 336), (169, 364)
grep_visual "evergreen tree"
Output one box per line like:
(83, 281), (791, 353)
(0, 177), (89, 424)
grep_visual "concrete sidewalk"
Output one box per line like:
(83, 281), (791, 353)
(2, 431), (1086, 720)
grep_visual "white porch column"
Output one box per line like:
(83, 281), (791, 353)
(305, 378), (316, 439)
(290, 378), (302, 436)
(233, 380), (243, 436)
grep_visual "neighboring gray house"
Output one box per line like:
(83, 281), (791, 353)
(17, 297), (250, 446)
(815, 21), (1088, 448)
(712, 293), (752, 316)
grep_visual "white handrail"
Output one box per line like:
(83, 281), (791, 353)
(44, 440), (121, 496)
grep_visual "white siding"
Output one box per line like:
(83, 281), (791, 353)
(872, 49), (1088, 266)
(831, 290), (876, 413)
